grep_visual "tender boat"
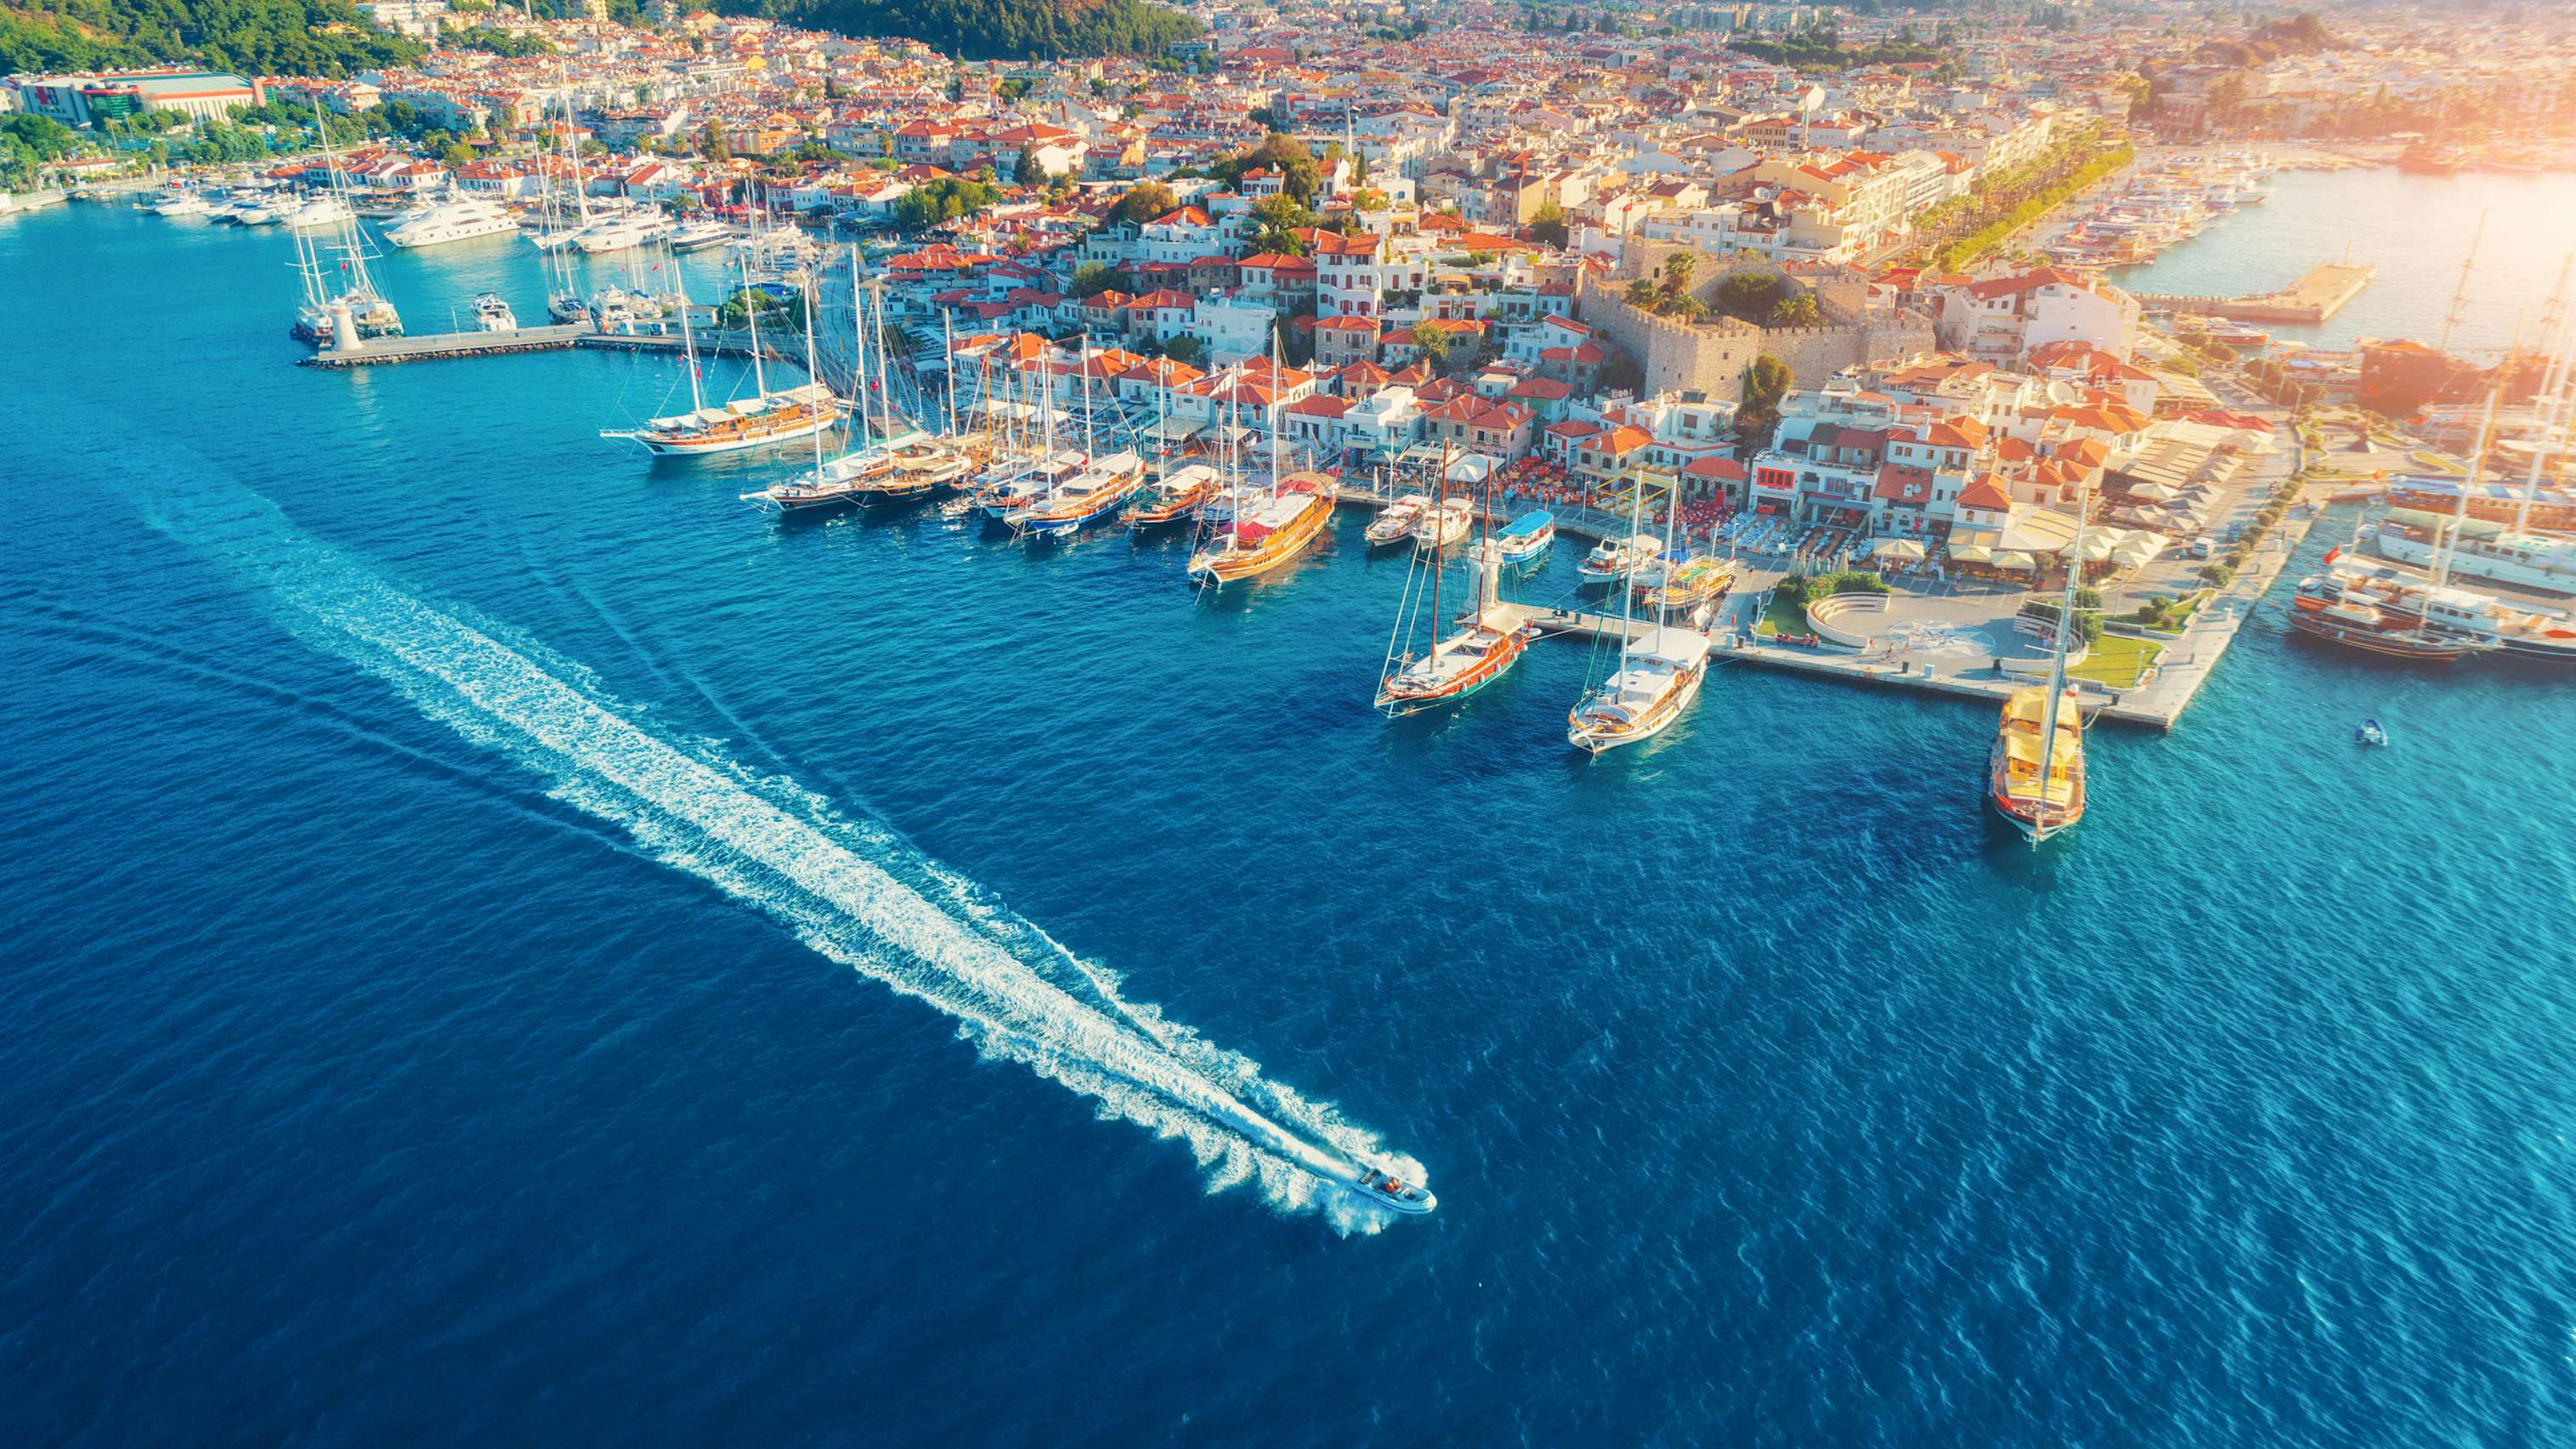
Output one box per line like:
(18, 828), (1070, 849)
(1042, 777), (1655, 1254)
(2356, 718), (2388, 747)
(1364, 493), (1429, 548)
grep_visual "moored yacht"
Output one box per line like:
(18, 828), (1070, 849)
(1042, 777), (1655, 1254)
(385, 195), (518, 248)
(471, 291), (517, 331)
(1363, 493), (1429, 548)
(1188, 472), (1339, 587)
(1123, 463), (1221, 528)
(1413, 495), (1473, 552)
(1011, 450), (1148, 536)
(1565, 625), (1711, 753)
(1578, 532), (1662, 584)
(1987, 686), (2086, 841)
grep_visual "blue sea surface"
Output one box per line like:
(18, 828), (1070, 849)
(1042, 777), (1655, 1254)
(3, 205), (2573, 1447)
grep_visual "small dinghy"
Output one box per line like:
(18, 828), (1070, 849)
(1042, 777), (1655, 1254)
(2355, 718), (2388, 747)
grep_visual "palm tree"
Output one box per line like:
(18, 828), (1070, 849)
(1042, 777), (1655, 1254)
(1662, 250), (1696, 295)
(1624, 278), (1661, 308)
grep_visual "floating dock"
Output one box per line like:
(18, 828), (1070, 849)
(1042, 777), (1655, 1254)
(2138, 262), (2375, 325)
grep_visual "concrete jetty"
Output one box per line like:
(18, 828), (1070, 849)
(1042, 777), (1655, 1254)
(2137, 262), (2375, 325)
(300, 325), (789, 369)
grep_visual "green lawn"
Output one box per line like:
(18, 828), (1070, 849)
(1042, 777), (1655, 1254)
(2070, 633), (2164, 689)
(1752, 590), (1810, 637)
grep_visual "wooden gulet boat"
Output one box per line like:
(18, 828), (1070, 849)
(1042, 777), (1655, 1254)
(1377, 451), (1534, 716)
(1987, 470), (2090, 841)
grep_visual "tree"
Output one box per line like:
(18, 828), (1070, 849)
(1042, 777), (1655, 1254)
(1163, 336), (1205, 365)
(1069, 261), (1129, 297)
(1108, 180), (1176, 226)
(1244, 192), (1318, 255)
(1528, 199), (1567, 248)
(1739, 354), (1792, 436)
(1661, 250), (1696, 295)
(705, 121), (729, 161)
(1769, 294), (1821, 328)
(1624, 278), (1662, 308)
(1014, 145), (1044, 188)
(1716, 270), (1785, 320)
(1410, 321), (1452, 372)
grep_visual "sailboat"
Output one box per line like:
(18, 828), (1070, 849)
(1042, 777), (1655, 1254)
(1009, 332), (1148, 536)
(1186, 335), (1338, 587)
(292, 101), (400, 344)
(1987, 472), (2091, 842)
(606, 255), (835, 457)
(1375, 447), (1535, 716)
(1124, 367), (1220, 527)
(1568, 474), (1709, 752)
(2296, 337), (2522, 662)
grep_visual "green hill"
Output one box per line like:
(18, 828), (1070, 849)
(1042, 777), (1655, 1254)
(0, 0), (422, 78)
(746, 0), (1202, 63)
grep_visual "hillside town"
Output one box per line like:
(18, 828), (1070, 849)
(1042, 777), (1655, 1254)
(10, 1), (2576, 727)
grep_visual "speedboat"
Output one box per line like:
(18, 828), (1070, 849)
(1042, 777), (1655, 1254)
(2356, 718), (2388, 747)
(1344, 1166), (1435, 1214)
(471, 291), (518, 332)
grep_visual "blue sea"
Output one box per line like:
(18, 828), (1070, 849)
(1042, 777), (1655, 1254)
(4, 203), (2573, 1447)
(2114, 165), (2576, 354)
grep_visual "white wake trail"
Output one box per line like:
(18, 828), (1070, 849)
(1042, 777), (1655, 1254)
(145, 479), (1418, 1229)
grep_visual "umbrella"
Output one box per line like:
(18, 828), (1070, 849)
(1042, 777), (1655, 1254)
(1949, 544), (1994, 563)
(2113, 535), (2165, 565)
(2130, 481), (2180, 501)
(2080, 533), (2120, 562)
(1879, 538), (1927, 563)
(1991, 550), (2038, 571)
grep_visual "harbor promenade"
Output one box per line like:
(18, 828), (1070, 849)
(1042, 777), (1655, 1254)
(2134, 261), (2375, 324)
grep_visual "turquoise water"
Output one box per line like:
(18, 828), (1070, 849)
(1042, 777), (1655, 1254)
(2113, 166), (2576, 353)
(5, 204), (2575, 1446)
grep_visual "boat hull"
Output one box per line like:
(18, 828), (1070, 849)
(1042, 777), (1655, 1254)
(1375, 629), (1531, 716)
(1189, 488), (1337, 587)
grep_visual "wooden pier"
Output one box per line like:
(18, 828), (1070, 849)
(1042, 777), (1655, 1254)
(2137, 261), (2375, 325)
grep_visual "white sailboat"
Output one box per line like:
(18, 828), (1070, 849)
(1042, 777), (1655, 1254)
(1568, 474), (1707, 753)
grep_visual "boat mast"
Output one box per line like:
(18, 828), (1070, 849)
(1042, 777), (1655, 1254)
(2513, 257), (2574, 541)
(1266, 324), (1284, 496)
(849, 252), (869, 446)
(942, 307), (957, 439)
(2032, 468), (2090, 840)
(2438, 320), (2517, 592)
(739, 252), (769, 399)
(802, 269), (825, 473)
(1653, 468), (1680, 631)
(869, 276), (892, 431)
(1430, 439), (1449, 642)
(1079, 329), (1096, 458)
(675, 243), (704, 412)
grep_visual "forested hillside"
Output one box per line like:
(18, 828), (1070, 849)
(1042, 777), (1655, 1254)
(0, 0), (421, 77)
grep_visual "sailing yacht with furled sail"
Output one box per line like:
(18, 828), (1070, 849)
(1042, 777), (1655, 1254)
(1988, 471), (2091, 841)
(1568, 473), (1708, 752)
(1186, 339), (1337, 587)
(605, 256), (835, 458)
(1375, 449), (1534, 716)
(1124, 461), (1222, 528)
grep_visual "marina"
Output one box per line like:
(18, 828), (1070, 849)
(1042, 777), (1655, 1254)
(9, 2), (2576, 1439)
